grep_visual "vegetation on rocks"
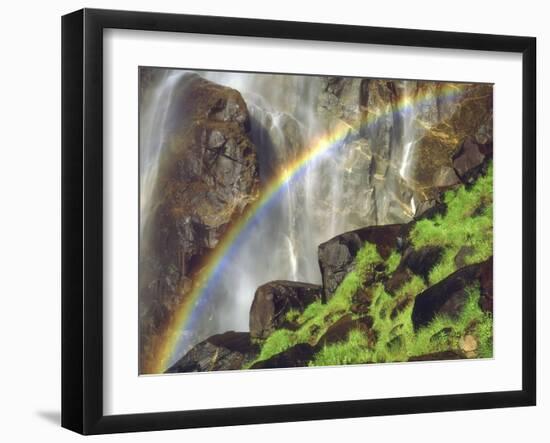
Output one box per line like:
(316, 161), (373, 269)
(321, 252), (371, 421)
(250, 164), (493, 368)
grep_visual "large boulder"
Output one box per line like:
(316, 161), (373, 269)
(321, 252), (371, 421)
(318, 224), (410, 301)
(411, 257), (493, 330)
(166, 331), (259, 373)
(139, 73), (260, 373)
(249, 281), (322, 340)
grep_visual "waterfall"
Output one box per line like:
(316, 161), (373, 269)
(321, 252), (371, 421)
(139, 70), (186, 231)
(197, 72), (336, 333)
(140, 70), (431, 363)
(398, 81), (417, 182)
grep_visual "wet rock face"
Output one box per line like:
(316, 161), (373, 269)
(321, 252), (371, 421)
(166, 331), (259, 373)
(411, 257), (493, 330)
(139, 74), (260, 373)
(249, 281), (323, 340)
(316, 78), (492, 228)
(318, 224), (410, 301)
(410, 83), (493, 188)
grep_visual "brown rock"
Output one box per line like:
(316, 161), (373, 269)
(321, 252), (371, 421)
(249, 281), (322, 340)
(459, 334), (478, 353)
(318, 223), (410, 301)
(315, 314), (373, 348)
(402, 246), (443, 280)
(454, 246), (475, 269)
(250, 343), (316, 369)
(384, 267), (412, 295)
(411, 257), (493, 330)
(478, 257), (493, 313)
(166, 331), (259, 373)
(452, 137), (486, 182)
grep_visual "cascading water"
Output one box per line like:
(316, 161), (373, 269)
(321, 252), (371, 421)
(399, 81), (417, 182)
(140, 70), (431, 366)
(139, 70), (187, 231)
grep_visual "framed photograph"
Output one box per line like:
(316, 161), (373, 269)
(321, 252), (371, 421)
(62, 8), (536, 434)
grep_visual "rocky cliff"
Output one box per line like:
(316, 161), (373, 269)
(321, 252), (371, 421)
(139, 74), (260, 373)
(317, 78), (493, 225)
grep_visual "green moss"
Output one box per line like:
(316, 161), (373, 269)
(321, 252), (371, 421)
(256, 329), (296, 362)
(284, 309), (301, 323)
(309, 329), (372, 367)
(355, 243), (383, 280)
(396, 275), (427, 298)
(386, 250), (402, 274)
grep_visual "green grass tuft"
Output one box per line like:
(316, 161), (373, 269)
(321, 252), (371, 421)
(310, 329), (372, 367)
(256, 329), (296, 362)
(386, 250), (401, 274)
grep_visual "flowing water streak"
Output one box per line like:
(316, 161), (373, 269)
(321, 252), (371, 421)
(139, 70), (186, 230)
(399, 81), (417, 181)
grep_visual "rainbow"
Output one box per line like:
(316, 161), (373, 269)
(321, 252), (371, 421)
(150, 82), (467, 373)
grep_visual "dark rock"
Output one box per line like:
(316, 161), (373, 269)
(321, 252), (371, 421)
(250, 343), (316, 369)
(402, 246), (443, 281)
(315, 314), (373, 348)
(384, 267), (412, 295)
(408, 350), (465, 362)
(452, 137), (488, 184)
(249, 281), (323, 340)
(414, 199), (447, 220)
(411, 257), (493, 330)
(318, 224), (410, 301)
(351, 288), (374, 314)
(478, 257), (493, 313)
(454, 246), (475, 269)
(166, 331), (259, 373)
(385, 245), (442, 295)
(139, 74), (260, 373)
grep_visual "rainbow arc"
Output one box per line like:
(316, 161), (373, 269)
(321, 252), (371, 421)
(150, 82), (465, 373)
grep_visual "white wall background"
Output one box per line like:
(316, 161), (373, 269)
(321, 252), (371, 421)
(0, 0), (546, 441)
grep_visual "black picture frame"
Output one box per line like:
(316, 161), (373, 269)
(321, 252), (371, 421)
(61, 8), (537, 435)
